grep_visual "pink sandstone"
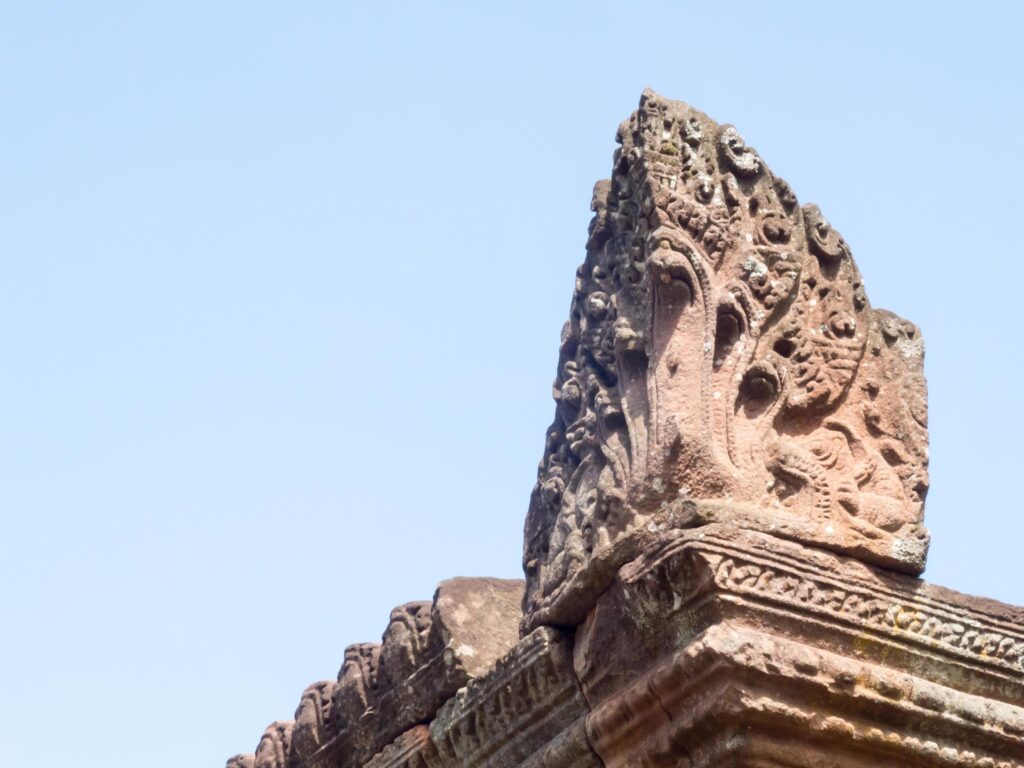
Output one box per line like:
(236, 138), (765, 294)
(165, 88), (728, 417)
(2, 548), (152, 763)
(225, 92), (1024, 768)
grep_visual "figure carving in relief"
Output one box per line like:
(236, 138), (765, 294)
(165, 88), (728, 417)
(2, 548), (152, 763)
(523, 91), (930, 621)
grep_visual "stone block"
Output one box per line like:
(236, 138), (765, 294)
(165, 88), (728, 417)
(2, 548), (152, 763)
(577, 525), (1024, 766)
(429, 628), (595, 768)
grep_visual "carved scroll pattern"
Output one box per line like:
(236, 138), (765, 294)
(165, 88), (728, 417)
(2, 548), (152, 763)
(431, 628), (588, 768)
(712, 556), (1024, 671)
(524, 91), (930, 615)
(627, 538), (1024, 674)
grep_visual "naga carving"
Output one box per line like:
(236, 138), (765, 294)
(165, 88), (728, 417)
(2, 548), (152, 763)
(223, 93), (1024, 768)
(523, 90), (929, 622)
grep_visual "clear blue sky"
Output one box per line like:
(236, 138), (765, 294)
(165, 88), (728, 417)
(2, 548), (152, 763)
(2, 3), (1021, 766)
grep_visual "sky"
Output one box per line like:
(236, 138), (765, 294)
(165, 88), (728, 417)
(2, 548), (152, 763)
(1, 2), (1022, 766)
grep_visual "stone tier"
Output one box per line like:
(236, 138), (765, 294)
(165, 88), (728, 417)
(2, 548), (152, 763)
(227, 528), (1024, 767)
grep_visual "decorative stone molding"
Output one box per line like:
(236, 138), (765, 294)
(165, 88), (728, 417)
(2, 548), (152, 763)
(523, 90), (930, 630)
(429, 628), (595, 768)
(362, 728), (446, 768)
(255, 721), (293, 768)
(224, 92), (1024, 768)
(576, 525), (1024, 766)
(586, 622), (1024, 768)
(242, 578), (523, 768)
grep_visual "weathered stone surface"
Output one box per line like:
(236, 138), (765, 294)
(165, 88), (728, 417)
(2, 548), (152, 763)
(431, 576), (523, 678)
(224, 91), (1024, 768)
(587, 620), (1024, 767)
(576, 524), (1024, 766)
(296, 578), (523, 768)
(291, 681), (337, 764)
(378, 602), (434, 688)
(254, 721), (293, 768)
(576, 524), (1024, 705)
(523, 89), (930, 630)
(330, 642), (381, 736)
(429, 627), (595, 768)
(362, 727), (447, 768)
(517, 719), (602, 768)
(368, 580), (524, 759)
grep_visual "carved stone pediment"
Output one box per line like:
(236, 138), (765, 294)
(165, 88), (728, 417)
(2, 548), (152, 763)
(225, 92), (1024, 768)
(523, 90), (930, 629)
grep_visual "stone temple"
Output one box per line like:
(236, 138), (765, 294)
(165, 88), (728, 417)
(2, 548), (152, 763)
(226, 91), (1024, 768)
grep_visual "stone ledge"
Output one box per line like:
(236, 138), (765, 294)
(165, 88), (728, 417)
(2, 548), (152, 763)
(576, 525), (1024, 706)
(429, 627), (593, 768)
(586, 621), (1024, 768)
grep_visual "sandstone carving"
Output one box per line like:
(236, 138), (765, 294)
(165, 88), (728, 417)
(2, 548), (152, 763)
(523, 89), (930, 629)
(379, 602), (433, 688)
(330, 642), (380, 736)
(429, 627), (596, 768)
(291, 681), (337, 763)
(259, 578), (524, 768)
(362, 727), (445, 768)
(576, 525), (1024, 767)
(255, 721), (293, 768)
(225, 92), (1023, 768)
